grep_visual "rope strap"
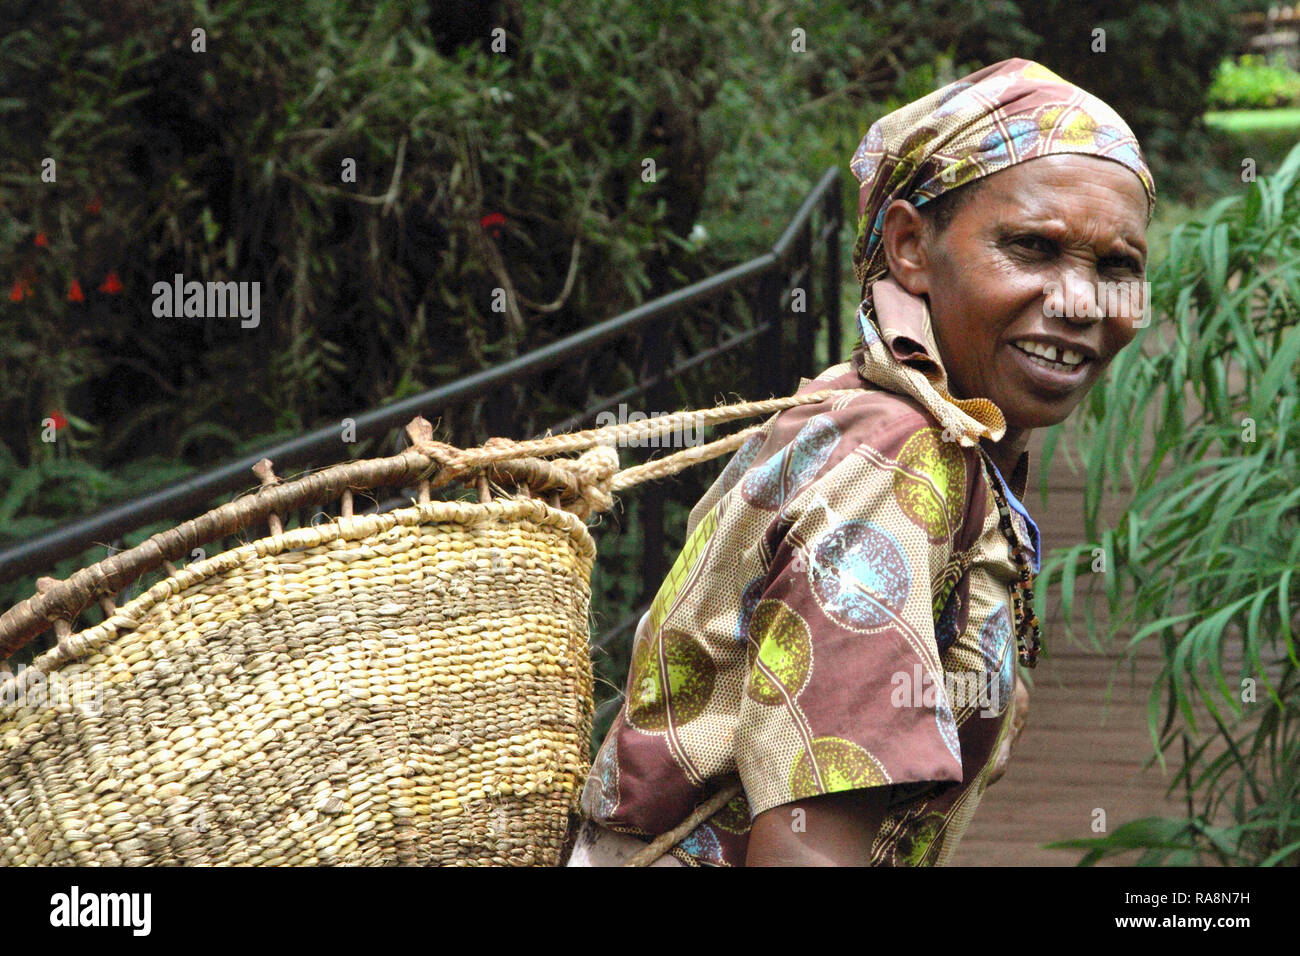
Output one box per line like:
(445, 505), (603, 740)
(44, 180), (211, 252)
(0, 387), (860, 660)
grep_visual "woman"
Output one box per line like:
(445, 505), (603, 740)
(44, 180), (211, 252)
(569, 58), (1155, 866)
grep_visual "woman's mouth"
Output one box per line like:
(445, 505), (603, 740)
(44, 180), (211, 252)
(1008, 339), (1092, 392)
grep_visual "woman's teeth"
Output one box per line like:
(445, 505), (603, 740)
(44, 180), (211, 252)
(1012, 340), (1086, 368)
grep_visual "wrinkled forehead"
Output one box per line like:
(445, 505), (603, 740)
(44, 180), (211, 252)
(968, 154), (1152, 240)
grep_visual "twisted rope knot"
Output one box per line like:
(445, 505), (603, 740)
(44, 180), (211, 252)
(410, 438), (466, 482)
(411, 432), (619, 517)
(561, 444), (619, 518)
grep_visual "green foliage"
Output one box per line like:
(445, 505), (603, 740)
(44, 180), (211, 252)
(0, 0), (760, 462)
(0, 0), (877, 659)
(996, 0), (1263, 181)
(1039, 142), (1300, 866)
(1202, 108), (1300, 192)
(1208, 54), (1300, 110)
(1045, 816), (1250, 866)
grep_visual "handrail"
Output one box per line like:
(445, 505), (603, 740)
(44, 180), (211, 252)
(0, 167), (843, 585)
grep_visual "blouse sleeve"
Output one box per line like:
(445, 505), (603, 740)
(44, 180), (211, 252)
(733, 407), (974, 818)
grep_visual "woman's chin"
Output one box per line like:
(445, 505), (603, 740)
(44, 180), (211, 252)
(1003, 394), (1085, 431)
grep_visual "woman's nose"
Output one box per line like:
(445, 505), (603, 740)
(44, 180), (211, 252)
(1043, 270), (1102, 324)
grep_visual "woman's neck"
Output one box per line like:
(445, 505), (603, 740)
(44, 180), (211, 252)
(982, 427), (1029, 483)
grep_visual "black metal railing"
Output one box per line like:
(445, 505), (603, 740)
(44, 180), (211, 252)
(1, 168), (844, 684)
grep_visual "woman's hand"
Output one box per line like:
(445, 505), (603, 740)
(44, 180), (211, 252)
(745, 787), (891, 866)
(988, 675), (1030, 785)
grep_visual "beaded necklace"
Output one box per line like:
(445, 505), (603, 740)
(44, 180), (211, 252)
(979, 448), (1042, 669)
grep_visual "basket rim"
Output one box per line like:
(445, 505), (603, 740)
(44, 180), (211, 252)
(3, 497), (595, 687)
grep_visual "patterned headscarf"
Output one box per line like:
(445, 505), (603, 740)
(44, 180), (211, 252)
(849, 58), (1156, 333)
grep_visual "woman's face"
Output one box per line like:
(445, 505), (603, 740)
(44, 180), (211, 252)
(883, 153), (1150, 430)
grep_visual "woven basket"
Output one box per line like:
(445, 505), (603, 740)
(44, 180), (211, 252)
(0, 390), (854, 866)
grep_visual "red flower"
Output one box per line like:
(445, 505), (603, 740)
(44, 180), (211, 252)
(48, 411), (68, 430)
(8, 281), (23, 302)
(98, 271), (123, 294)
(67, 280), (84, 302)
(85, 196), (103, 215)
(34, 232), (48, 247)
(480, 212), (507, 239)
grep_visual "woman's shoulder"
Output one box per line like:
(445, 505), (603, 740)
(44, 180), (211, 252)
(748, 362), (993, 545)
(773, 360), (961, 459)
(703, 361), (991, 538)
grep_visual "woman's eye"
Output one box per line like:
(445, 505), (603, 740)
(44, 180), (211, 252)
(1013, 236), (1056, 256)
(1101, 256), (1143, 276)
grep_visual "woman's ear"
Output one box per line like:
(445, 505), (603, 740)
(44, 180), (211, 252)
(881, 199), (932, 297)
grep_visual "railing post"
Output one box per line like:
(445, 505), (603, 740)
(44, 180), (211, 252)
(758, 267), (785, 397)
(824, 171), (842, 368)
(795, 220), (814, 379)
(484, 385), (517, 442)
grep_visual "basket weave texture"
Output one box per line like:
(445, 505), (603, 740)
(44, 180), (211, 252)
(0, 500), (595, 866)
(0, 391), (854, 866)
